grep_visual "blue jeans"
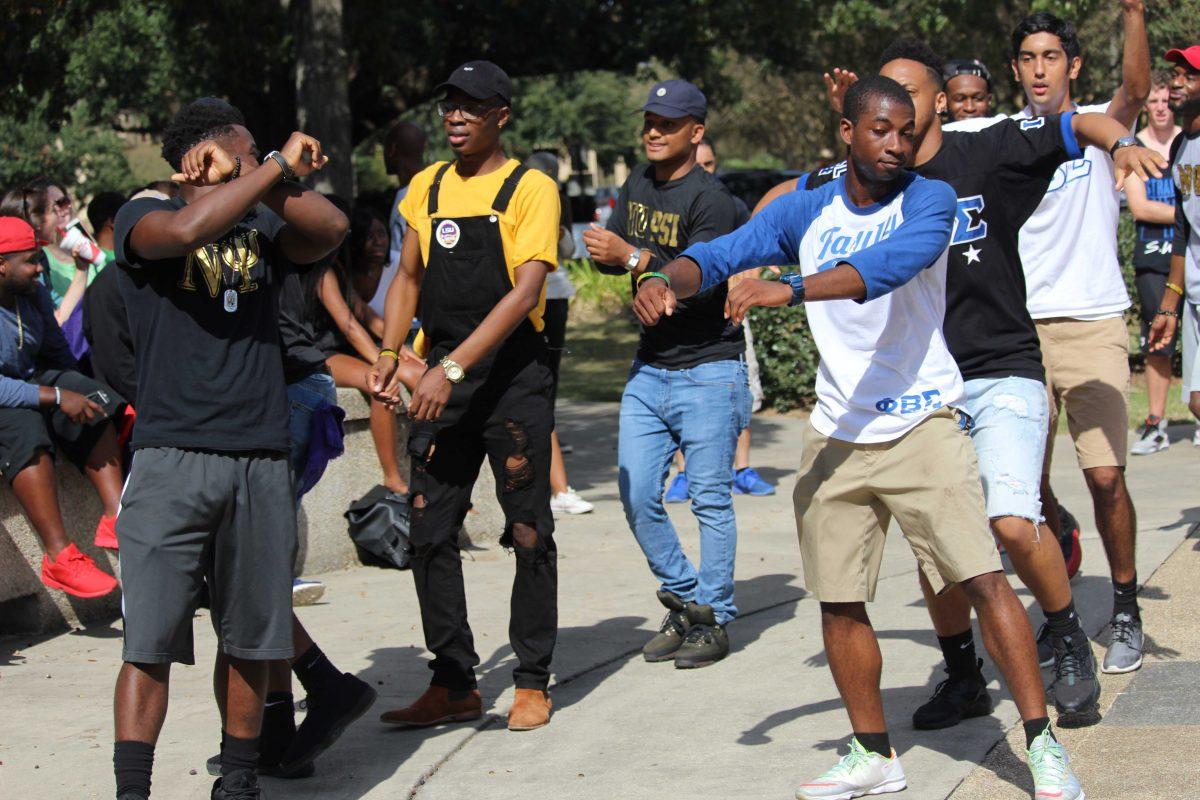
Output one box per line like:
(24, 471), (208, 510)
(287, 371), (337, 477)
(618, 359), (751, 624)
(961, 376), (1048, 522)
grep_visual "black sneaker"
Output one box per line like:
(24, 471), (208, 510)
(643, 590), (691, 662)
(673, 603), (729, 669)
(205, 697), (315, 779)
(1050, 632), (1100, 718)
(211, 769), (263, 799)
(116, 795), (148, 800)
(912, 659), (993, 730)
(277, 673), (377, 777)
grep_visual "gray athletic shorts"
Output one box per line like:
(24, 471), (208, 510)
(117, 447), (296, 664)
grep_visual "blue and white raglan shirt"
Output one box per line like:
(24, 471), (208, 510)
(682, 172), (960, 444)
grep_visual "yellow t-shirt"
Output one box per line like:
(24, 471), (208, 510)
(400, 159), (559, 337)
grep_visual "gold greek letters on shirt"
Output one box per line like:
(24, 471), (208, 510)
(1178, 164), (1196, 200)
(626, 201), (681, 248)
(180, 229), (262, 297)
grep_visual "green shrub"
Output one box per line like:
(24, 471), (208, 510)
(563, 258), (632, 313)
(749, 303), (820, 412)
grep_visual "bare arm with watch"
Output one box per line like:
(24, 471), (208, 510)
(369, 225), (552, 421)
(582, 223), (651, 275)
(130, 131), (344, 263)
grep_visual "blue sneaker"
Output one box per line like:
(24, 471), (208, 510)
(664, 474), (689, 503)
(733, 467), (775, 496)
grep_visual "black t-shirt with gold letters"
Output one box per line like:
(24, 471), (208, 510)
(114, 197), (292, 453)
(607, 164), (743, 369)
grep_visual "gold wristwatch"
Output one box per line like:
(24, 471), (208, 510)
(439, 356), (465, 383)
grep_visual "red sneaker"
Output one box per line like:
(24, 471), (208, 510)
(41, 543), (119, 598)
(1062, 528), (1082, 580)
(94, 514), (118, 550)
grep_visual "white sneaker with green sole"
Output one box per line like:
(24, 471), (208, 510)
(1027, 727), (1084, 800)
(795, 738), (906, 800)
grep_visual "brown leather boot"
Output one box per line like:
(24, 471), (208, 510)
(379, 685), (482, 727)
(507, 688), (552, 731)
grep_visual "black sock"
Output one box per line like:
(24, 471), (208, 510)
(1023, 717), (1054, 749)
(854, 731), (892, 758)
(938, 629), (978, 678)
(1113, 576), (1139, 619)
(292, 644), (341, 694)
(260, 692), (295, 762)
(220, 733), (259, 777)
(264, 691), (294, 719)
(1044, 600), (1084, 641)
(114, 740), (154, 799)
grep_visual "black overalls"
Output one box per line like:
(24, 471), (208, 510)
(407, 161), (558, 692)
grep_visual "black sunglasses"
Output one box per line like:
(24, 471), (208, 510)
(436, 100), (502, 122)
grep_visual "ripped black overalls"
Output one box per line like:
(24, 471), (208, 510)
(407, 161), (557, 692)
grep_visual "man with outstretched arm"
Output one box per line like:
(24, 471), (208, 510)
(111, 98), (348, 800)
(635, 75), (1086, 800)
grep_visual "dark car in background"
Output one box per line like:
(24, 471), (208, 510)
(716, 169), (808, 213)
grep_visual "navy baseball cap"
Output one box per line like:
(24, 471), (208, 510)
(639, 79), (707, 120)
(435, 61), (512, 105)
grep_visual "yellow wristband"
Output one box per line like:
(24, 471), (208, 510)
(378, 349), (399, 361)
(1166, 282), (1184, 297)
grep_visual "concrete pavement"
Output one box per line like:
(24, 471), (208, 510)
(1, 402), (1197, 800)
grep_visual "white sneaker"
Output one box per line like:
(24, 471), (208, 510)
(1130, 418), (1169, 455)
(292, 577), (326, 606)
(1027, 726), (1084, 800)
(550, 487), (594, 516)
(795, 738), (906, 800)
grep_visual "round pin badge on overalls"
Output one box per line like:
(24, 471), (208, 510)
(436, 220), (461, 249)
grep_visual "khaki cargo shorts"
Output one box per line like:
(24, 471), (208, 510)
(793, 408), (1001, 603)
(1036, 316), (1131, 472)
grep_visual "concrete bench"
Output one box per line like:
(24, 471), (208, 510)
(0, 387), (505, 636)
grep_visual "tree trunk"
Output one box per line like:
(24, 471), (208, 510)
(290, 0), (354, 199)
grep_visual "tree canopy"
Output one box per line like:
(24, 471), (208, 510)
(1, 0), (1193, 194)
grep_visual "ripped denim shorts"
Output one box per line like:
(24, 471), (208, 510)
(961, 376), (1049, 523)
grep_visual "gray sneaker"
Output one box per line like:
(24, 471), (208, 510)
(1130, 417), (1169, 455)
(642, 590), (691, 662)
(1102, 612), (1144, 673)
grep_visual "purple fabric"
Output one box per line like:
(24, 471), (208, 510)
(60, 302), (90, 362)
(296, 401), (346, 500)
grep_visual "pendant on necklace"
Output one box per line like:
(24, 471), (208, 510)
(223, 289), (238, 313)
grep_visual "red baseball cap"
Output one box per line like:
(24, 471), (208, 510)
(0, 217), (37, 254)
(1165, 46), (1200, 71)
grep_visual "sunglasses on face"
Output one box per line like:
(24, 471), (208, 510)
(20, 187), (70, 222)
(436, 100), (501, 122)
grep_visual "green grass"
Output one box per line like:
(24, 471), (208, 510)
(557, 307), (639, 403)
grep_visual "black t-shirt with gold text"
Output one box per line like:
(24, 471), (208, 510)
(607, 164), (743, 369)
(114, 197), (292, 453)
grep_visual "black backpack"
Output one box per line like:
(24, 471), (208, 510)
(344, 484), (411, 570)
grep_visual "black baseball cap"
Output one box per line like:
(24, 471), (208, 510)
(943, 58), (993, 90)
(435, 61), (512, 105)
(639, 79), (707, 121)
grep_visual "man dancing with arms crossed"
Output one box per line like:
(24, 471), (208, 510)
(634, 76), (1085, 800)
(112, 101), (347, 800)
